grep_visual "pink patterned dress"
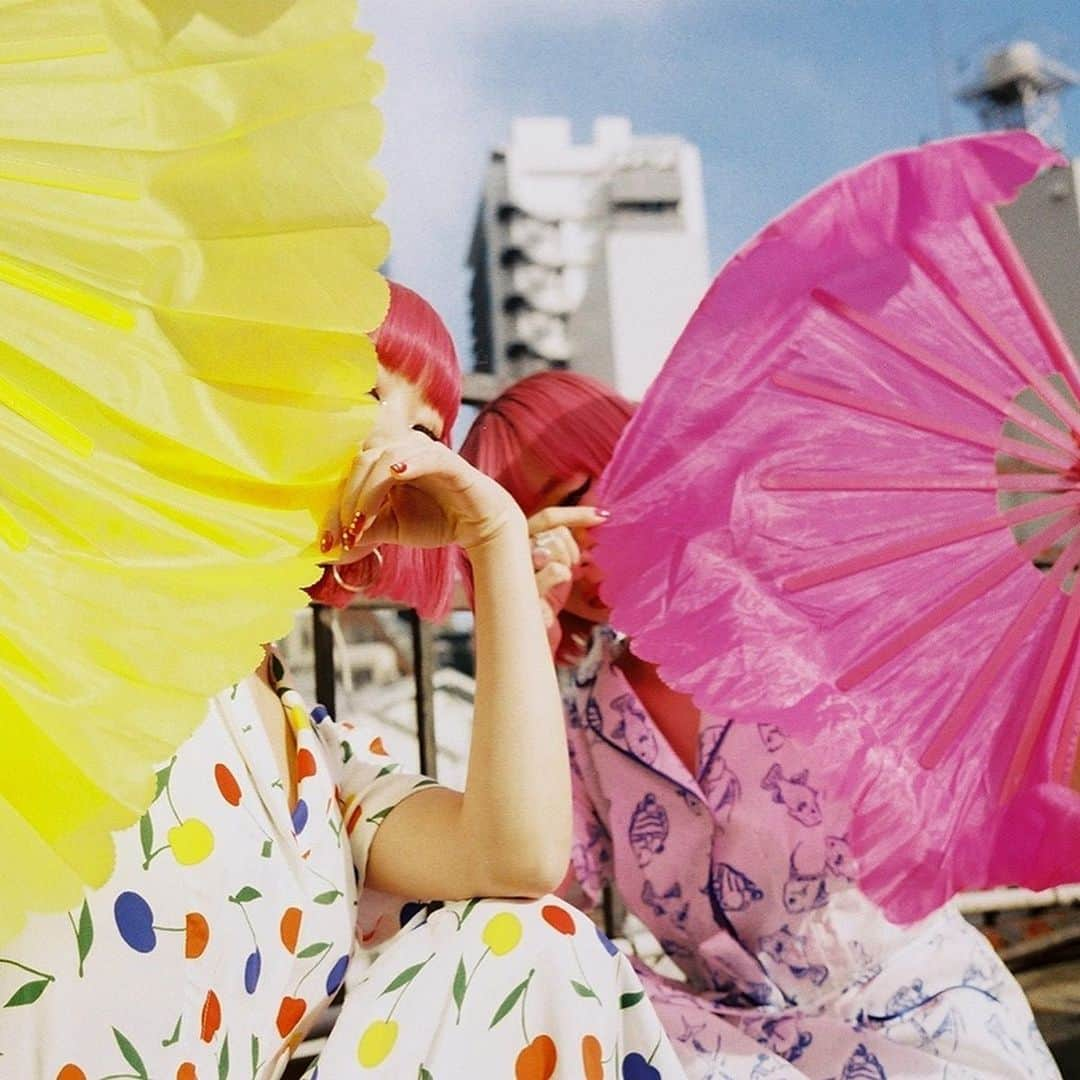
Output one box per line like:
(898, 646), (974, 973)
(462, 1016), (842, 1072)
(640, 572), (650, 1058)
(562, 628), (1059, 1079)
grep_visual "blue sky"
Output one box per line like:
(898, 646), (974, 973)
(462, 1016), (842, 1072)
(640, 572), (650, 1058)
(366, 1), (1080, 369)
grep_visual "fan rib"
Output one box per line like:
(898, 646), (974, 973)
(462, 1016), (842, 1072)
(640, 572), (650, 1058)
(765, 472), (994, 491)
(998, 474), (1080, 493)
(812, 288), (1077, 456)
(905, 242), (1080, 438)
(920, 530), (1080, 771)
(1051, 655), (1080, 786)
(837, 512), (1078, 690)
(973, 203), (1080, 408)
(0, 364), (93, 457)
(772, 372), (997, 450)
(1001, 579), (1080, 803)
(782, 492), (1080, 593)
(997, 436), (1075, 473)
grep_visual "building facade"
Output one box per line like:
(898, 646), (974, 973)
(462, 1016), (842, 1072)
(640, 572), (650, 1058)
(467, 117), (709, 401)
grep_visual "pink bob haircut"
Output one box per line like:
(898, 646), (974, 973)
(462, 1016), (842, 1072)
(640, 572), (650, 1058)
(459, 371), (635, 660)
(306, 280), (462, 620)
(459, 370), (634, 517)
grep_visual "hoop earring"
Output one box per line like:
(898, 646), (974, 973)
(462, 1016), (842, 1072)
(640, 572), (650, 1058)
(330, 547), (384, 593)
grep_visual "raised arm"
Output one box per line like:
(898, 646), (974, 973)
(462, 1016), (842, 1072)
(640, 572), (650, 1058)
(339, 433), (571, 899)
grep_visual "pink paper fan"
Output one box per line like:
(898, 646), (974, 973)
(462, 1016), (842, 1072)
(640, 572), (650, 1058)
(594, 132), (1079, 923)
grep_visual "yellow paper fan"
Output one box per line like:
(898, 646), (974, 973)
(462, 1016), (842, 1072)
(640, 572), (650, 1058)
(0, 0), (389, 944)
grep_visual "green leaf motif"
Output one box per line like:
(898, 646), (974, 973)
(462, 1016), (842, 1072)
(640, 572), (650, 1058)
(619, 990), (645, 1009)
(489, 975), (530, 1029)
(250, 1034), (260, 1080)
(76, 900), (93, 976)
(342, 741), (353, 764)
(418, 1068), (434, 1080)
(313, 890), (342, 905)
(260, 839), (273, 859)
(376, 764), (399, 779)
(139, 812), (154, 863)
(112, 1027), (149, 1080)
(153, 761), (174, 802)
(571, 980), (598, 1001)
(456, 898), (481, 929)
(161, 1014), (182, 1047)
(218, 1033), (230, 1080)
(296, 941), (331, 960)
(4, 978), (50, 1008)
(231, 886), (262, 904)
(381, 959), (429, 996)
(451, 956), (467, 1014)
(366, 807), (393, 825)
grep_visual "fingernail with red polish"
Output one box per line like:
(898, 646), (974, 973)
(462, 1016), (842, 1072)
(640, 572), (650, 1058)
(390, 461), (408, 475)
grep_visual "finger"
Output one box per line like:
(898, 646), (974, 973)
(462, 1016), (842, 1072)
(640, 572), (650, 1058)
(338, 446), (401, 548)
(534, 526), (580, 570)
(535, 561), (572, 598)
(532, 546), (552, 570)
(527, 505), (609, 535)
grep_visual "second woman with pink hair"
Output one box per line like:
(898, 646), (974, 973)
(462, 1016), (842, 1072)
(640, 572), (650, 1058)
(461, 370), (1058, 1080)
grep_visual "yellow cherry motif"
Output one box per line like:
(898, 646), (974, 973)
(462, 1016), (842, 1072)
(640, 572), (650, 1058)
(357, 1019), (399, 1068)
(281, 691), (309, 735)
(481, 912), (523, 957)
(168, 818), (215, 866)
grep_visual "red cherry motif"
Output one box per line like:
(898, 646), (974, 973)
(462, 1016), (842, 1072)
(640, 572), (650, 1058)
(214, 764), (241, 807)
(176, 1065), (198, 1080)
(368, 737), (388, 756)
(515, 1035), (557, 1080)
(185, 913), (210, 959)
(540, 903), (576, 936)
(296, 748), (317, 781)
(280, 907), (302, 953)
(56, 1067), (86, 1080)
(276, 995), (306, 1038)
(581, 1035), (603, 1080)
(200, 989), (221, 1043)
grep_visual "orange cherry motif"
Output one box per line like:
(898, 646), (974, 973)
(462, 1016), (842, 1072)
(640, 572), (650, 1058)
(55, 1067), (86, 1080)
(176, 1064), (198, 1080)
(280, 907), (302, 953)
(540, 903), (576, 936)
(515, 1034), (557, 1080)
(581, 1034), (603, 1080)
(185, 912), (210, 959)
(276, 995), (307, 1038)
(214, 763), (241, 806)
(200, 989), (221, 1043)
(296, 748), (317, 782)
(368, 737), (388, 756)
(345, 803), (364, 836)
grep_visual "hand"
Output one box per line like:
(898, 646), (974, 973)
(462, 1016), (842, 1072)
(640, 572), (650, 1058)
(333, 432), (524, 556)
(526, 505), (608, 628)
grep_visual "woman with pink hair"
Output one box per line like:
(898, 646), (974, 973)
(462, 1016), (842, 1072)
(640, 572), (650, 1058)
(461, 370), (1058, 1079)
(1, 291), (685, 1080)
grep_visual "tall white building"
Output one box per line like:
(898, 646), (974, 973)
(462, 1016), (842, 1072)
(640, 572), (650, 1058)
(467, 117), (709, 400)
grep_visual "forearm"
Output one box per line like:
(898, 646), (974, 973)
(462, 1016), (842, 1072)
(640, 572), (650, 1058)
(460, 516), (572, 893)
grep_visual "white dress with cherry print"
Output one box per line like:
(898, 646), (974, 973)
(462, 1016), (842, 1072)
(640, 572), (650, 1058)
(0, 658), (436, 1079)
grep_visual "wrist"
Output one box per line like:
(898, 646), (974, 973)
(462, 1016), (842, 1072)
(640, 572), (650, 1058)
(463, 507), (528, 562)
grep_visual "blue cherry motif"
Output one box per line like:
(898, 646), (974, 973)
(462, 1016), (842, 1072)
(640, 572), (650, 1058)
(326, 954), (349, 996)
(291, 798), (309, 835)
(114, 891), (156, 953)
(595, 925), (619, 957)
(622, 1053), (662, 1080)
(244, 948), (262, 994)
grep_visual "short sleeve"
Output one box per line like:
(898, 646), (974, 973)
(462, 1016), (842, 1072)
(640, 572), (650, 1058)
(314, 712), (441, 888)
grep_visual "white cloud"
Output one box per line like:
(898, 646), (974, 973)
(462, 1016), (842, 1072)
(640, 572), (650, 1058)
(360, 2), (676, 360)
